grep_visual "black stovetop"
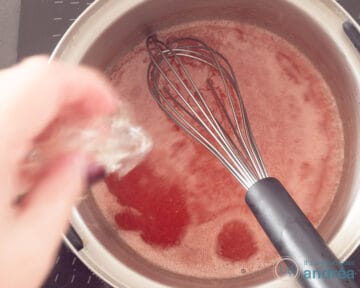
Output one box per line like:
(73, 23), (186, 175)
(17, 1), (360, 287)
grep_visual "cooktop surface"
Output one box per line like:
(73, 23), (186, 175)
(17, 0), (360, 287)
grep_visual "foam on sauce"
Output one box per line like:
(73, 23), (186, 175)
(92, 20), (344, 278)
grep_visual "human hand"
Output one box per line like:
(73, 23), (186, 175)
(0, 57), (116, 288)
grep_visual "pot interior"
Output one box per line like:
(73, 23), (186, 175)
(72, 0), (359, 287)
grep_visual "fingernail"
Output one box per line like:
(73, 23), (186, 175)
(87, 164), (106, 185)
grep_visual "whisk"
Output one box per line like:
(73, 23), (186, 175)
(146, 35), (358, 288)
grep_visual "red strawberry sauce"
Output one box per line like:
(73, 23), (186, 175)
(93, 20), (344, 278)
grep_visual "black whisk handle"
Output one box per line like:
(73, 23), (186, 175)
(246, 177), (358, 288)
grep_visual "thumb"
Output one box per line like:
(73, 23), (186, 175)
(9, 154), (88, 288)
(18, 154), (87, 244)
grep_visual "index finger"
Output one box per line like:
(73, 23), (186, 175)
(0, 56), (117, 167)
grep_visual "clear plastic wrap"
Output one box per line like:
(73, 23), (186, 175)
(22, 113), (152, 187)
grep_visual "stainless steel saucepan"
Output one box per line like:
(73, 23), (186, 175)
(52, 0), (360, 287)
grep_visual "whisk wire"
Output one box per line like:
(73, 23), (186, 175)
(149, 42), (256, 187)
(209, 44), (268, 180)
(147, 36), (259, 187)
(206, 79), (258, 172)
(151, 75), (252, 188)
(169, 46), (260, 185)
(146, 35), (268, 188)
(176, 41), (267, 181)
(172, 44), (258, 171)
(204, 45), (264, 179)
(171, 48), (259, 184)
